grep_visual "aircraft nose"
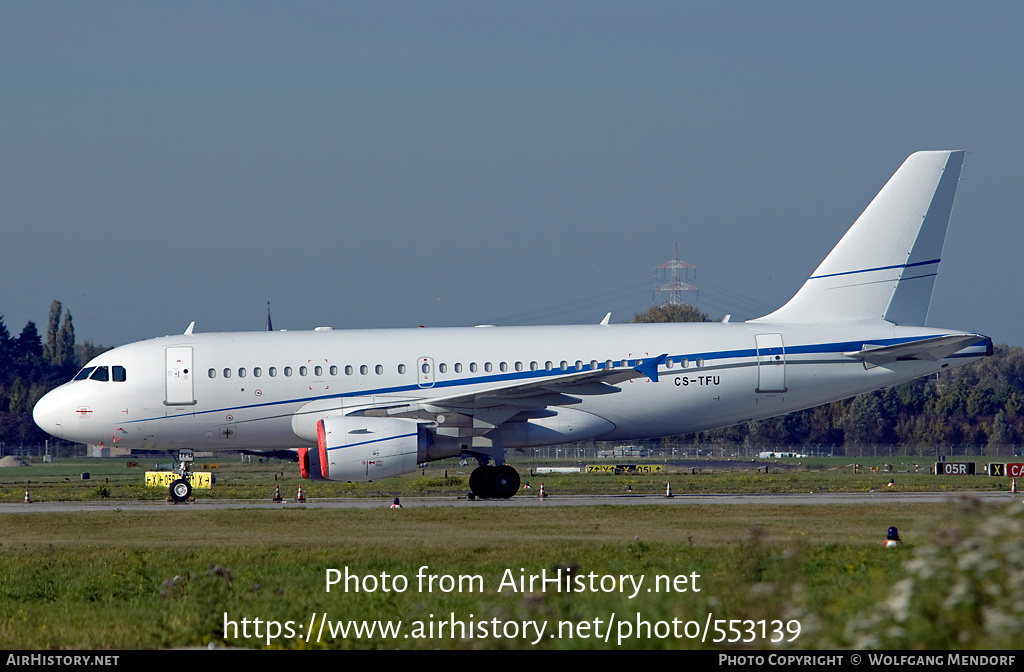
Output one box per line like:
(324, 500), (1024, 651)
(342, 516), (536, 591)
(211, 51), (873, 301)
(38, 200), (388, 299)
(33, 389), (64, 439)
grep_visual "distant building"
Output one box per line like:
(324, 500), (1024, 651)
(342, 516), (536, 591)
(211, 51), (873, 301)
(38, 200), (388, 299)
(598, 446), (647, 458)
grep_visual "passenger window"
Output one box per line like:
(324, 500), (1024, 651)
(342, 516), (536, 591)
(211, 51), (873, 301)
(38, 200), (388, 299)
(253, 367), (262, 377)
(269, 367), (277, 377)
(421, 362), (430, 374)
(530, 362), (538, 371)
(560, 361), (568, 371)
(315, 366), (323, 376)
(439, 363), (447, 373)
(360, 365), (368, 375)
(330, 366), (338, 375)
(515, 362), (523, 372)
(484, 362), (492, 372)
(112, 366), (127, 381)
(223, 368), (232, 378)
(238, 368), (246, 378)
(398, 364), (407, 374)
(299, 366), (307, 376)
(345, 365), (353, 375)
(545, 361), (553, 371)
(470, 363), (478, 373)
(208, 368), (216, 379)
(499, 362), (508, 372)
(284, 367), (292, 377)
(455, 363), (463, 373)
(90, 366), (109, 381)
(375, 364), (383, 375)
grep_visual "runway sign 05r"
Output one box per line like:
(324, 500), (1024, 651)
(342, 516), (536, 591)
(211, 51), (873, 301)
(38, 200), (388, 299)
(935, 462), (976, 475)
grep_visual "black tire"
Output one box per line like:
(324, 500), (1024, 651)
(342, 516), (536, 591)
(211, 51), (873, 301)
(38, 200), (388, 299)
(490, 465), (520, 499)
(469, 466), (492, 498)
(169, 478), (192, 502)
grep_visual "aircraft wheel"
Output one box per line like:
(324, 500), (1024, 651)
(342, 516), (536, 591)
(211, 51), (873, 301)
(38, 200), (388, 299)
(469, 466), (492, 498)
(490, 465), (520, 499)
(169, 478), (192, 502)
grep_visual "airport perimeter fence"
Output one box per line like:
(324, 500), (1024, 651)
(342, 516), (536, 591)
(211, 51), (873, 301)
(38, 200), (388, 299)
(0, 442), (92, 460)
(531, 440), (1023, 462)
(2, 441), (1019, 464)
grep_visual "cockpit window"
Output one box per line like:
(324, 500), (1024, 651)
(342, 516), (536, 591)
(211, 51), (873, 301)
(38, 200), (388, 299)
(73, 367), (96, 381)
(89, 366), (110, 381)
(112, 366), (127, 382)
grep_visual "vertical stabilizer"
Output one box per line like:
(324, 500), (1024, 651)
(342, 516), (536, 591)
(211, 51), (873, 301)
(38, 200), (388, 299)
(753, 150), (965, 325)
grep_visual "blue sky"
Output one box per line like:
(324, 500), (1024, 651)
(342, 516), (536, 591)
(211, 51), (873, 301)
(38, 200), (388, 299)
(2, 2), (1022, 346)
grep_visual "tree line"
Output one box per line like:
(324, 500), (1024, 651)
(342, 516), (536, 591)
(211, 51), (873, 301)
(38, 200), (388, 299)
(0, 301), (107, 445)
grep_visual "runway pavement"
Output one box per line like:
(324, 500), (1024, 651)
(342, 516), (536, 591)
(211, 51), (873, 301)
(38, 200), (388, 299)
(0, 490), (1015, 513)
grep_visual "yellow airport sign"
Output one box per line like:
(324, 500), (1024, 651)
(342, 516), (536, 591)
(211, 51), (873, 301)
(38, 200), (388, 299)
(586, 464), (664, 474)
(145, 472), (214, 489)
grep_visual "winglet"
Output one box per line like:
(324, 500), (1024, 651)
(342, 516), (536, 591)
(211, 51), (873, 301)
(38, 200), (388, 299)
(633, 354), (668, 382)
(600, 312), (611, 326)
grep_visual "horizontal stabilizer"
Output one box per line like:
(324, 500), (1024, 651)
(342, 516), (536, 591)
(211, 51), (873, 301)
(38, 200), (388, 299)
(845, 334), (986, 368)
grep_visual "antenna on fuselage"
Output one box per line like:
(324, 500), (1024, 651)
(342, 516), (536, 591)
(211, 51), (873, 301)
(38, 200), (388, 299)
(266, 302), (273, 332)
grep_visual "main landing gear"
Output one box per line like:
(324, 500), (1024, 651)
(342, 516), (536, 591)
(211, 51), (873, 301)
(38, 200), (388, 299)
(468, 464), (521, 499)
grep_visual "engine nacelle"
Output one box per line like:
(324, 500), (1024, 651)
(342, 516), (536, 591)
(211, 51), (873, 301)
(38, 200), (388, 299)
(307, 415), (447, 481)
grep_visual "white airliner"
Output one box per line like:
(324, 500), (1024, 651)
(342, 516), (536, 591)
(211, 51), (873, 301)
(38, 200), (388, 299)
(33, 150), (991, 501)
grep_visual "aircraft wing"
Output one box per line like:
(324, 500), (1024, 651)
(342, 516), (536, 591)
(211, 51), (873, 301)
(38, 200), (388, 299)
(845, 334), (986, 368)
(359, 355), (667, 432)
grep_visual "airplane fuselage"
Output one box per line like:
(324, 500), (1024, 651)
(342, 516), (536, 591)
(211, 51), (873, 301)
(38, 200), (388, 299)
(33, 321), (990, 454)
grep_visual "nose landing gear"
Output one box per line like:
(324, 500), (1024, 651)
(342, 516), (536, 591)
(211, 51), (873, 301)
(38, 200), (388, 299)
(168, 448), (195, 503)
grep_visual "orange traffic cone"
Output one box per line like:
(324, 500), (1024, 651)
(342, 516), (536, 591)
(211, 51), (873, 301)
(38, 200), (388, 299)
(24, 488), (31, 504)
(665, 481), (673, 498)
(539, 482), (546, 499)
(273, 485), (283, 503)
(1012, 478), (1017, 494)
(296, 485), (306, 503)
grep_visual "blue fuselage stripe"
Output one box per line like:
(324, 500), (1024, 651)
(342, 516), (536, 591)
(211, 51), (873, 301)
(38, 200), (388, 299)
(123, 334), (953, 424)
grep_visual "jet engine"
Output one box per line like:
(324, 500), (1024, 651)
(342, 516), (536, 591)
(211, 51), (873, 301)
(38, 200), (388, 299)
(301, 415), (457, 481)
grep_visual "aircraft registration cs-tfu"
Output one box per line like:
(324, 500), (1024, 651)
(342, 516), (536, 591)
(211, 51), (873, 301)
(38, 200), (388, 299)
(33, 151), (992, 501)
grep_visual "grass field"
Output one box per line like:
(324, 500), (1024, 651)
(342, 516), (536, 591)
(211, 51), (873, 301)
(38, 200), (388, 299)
(0, 454), (1015, 502)
(1, 455), (1022, 650)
